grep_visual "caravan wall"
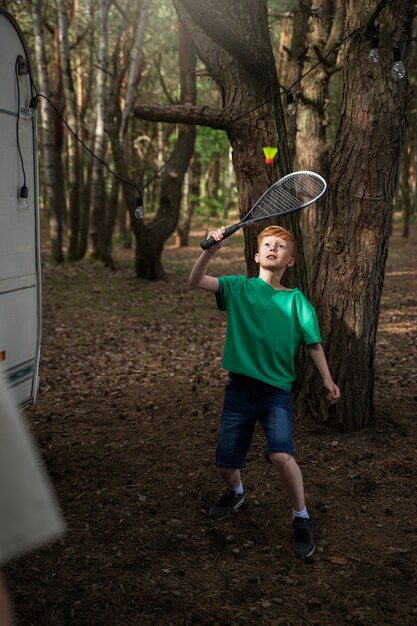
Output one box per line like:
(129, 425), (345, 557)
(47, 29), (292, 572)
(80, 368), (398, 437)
(0, 8), (41, 407)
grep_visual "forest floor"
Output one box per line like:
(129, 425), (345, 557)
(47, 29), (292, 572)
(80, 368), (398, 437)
(5, 217), (417, 626)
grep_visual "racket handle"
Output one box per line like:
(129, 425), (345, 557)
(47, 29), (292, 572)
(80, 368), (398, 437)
(200, 223), (241, 250)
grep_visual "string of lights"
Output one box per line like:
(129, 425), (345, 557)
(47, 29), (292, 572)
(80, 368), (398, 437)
(19, 16), (410, 217)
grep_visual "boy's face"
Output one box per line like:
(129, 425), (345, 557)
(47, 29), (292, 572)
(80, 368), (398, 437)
(255, 235), (295, 271)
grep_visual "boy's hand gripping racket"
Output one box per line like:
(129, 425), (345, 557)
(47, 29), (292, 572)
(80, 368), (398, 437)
(200, 171), (327, 250)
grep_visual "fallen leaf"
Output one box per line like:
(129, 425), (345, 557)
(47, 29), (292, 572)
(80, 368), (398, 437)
(327, 556), (349, 565)
(386, 547), (410, 554)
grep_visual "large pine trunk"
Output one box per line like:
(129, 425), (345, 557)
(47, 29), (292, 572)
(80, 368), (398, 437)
(295, 0), (345, 287)
(175, 0), (307, 290)
(297, 0), (414, 430)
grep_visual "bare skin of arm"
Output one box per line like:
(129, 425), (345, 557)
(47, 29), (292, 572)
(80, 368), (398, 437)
(307, 343), (340, 403)
(189, 227), (225, 292)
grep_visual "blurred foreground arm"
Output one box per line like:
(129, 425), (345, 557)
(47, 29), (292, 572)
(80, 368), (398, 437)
(0, 375), (65, 623)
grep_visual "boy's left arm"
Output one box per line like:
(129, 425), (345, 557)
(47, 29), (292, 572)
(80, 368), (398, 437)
(306, 343), (340, 403)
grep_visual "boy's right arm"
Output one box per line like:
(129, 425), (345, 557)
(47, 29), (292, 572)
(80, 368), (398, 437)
(189, 227), (225, 292)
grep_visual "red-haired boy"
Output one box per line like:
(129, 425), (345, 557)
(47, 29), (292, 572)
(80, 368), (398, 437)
(189, 225), (340, 557)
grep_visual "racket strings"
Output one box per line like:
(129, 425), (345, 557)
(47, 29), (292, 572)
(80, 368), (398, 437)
(252, 174), (325, 219)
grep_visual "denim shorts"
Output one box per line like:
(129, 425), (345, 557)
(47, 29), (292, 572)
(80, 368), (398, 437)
(215, 373), (294, 469)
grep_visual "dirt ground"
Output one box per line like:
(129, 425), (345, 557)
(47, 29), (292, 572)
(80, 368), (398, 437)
(5, 218), (417, 625)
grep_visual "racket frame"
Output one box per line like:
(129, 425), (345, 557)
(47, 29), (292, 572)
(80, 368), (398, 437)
(200, 171), (327, 250)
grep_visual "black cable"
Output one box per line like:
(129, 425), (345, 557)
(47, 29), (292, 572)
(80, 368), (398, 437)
(287, 25), (364, 92)
(140, 105), (208, 190)
(28, 71), (207, 212)
(227, 24), (364, 127)
(15, 57), (27, 193)
(32, 91), (142, 196)
(23, 17), (405, 215)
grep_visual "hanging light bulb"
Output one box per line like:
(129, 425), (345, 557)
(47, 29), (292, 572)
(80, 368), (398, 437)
(368, 31), (380, 63)
(391, 43), (406, 81)
(286, 91), (296, 116)
(17, 186), (29, 211)
(134, 195), (144, 219)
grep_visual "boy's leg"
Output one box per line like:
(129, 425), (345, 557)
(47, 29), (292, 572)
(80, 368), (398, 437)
(269, 452), (315, 558)
(210, 466), (245, 519)
(210, 375), (255, 519)
(268, 452), (305, 511)
(216, 467), (241, 490)
(260, 387), (315, 558)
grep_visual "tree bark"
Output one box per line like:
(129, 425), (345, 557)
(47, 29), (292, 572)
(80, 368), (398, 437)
(174, 0), (307, 290)
(400, 145), (413, 238)
(177, 153), (201, 246)
(56, 0), (81, 261)
(277, 0), (312, 165)
(297, 0), (414, 430)
(119, 0), (151, 142)
(31, 0), (65, 263)
(89, 0), (112, 261)
(296, 0), (345, 286)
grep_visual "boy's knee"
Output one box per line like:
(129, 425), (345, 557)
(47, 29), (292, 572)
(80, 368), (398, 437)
(268, 452), (294, 469)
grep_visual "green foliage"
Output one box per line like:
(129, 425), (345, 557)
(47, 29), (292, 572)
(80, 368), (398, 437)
(194, 125), (229, 166)
(192, 194), (224, 219)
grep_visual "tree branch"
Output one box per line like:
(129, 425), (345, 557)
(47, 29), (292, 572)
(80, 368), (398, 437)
(134, 103), (227, 129)
(154, 53), (177, 105)
(176, 0), (266, 76)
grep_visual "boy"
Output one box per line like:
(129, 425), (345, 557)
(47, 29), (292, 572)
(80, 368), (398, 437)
(189, 225), (340, 558)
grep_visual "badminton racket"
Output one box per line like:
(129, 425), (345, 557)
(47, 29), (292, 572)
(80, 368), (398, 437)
(200, 171), (327, 250)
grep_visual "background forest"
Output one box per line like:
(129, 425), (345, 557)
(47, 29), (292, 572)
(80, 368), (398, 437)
(6, 0), (416, 272)
(5, 0), (416, 431)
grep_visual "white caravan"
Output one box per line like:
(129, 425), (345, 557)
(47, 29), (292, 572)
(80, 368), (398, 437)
(0, 8), (41, 407)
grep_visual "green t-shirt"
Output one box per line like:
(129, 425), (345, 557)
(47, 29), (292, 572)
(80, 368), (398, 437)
(215, 275), (321, 390)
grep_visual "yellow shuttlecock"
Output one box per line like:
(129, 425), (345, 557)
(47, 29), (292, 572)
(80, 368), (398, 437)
(263, 147), (278, 165)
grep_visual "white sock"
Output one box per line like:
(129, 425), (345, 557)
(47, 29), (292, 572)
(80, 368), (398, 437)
(230, 481), (244, 495)
(292, 506), (309, 520)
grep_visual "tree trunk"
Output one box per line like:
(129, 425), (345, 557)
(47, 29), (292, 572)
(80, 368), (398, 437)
(56, 0), (81, 261)
(223, 147), (234, 219)
(89, 0), (112, 261)
(31, 0), (65, 263)
(277, 0), (312, 165)
(177, 153), (201, 246)
(135, 20), (197, 279)
(101, 179), (119, 268)
(119, 0), (150, 142)
(296, 0), (345, 286)
(400, 145), (413, 238)
(173, 0), (307, 291)
(297, 0), (414, 430)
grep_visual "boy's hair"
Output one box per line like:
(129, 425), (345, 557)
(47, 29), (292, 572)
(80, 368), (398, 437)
(257, 226), (296, 255)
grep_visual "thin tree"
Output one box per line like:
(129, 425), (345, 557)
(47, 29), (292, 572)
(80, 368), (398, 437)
(135, 20), (197, 279)
(56, 0), (82, 260)
(89, 0), (112, 261)
(30, 0), (65, 263)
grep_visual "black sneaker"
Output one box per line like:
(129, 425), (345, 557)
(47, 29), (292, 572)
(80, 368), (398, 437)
(292, 517), (315, 558)
(209, 488), (244, 519)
